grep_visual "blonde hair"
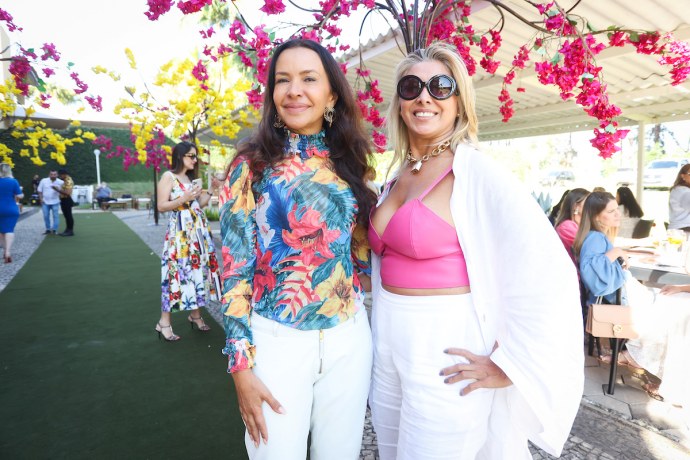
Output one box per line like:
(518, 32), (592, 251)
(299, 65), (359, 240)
(387, 41), (479, 174)
(0, 163), (13, 178)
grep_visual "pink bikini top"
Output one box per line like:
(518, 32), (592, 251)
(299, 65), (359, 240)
(369, 166), (470, 289)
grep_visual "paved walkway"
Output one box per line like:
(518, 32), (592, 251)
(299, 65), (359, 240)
(2, 208), (690, 459)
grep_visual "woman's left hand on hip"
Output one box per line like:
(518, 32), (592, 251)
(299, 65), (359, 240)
(440, 347), (512, 395)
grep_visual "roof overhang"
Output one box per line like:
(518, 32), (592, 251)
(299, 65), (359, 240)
(343, 0), (690, 142)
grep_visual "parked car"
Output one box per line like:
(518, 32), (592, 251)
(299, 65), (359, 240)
(539, 170), (575, 187)
(642, 159), (688, 190)
(614, 167), (636, 188)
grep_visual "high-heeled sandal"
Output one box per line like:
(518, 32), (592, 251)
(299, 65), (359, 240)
(616, 350), (646, 375)
(155, 322), (181, 342)
(598, 350), (645, 375)
(639, 372), (664, 401)
(188, 314), (211, 332)
(4, 255), (11, 264)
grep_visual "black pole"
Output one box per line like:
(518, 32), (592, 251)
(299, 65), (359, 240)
(153, 168), (159, 226)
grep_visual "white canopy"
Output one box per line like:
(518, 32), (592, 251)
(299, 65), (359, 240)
(343, 0), (690, 141)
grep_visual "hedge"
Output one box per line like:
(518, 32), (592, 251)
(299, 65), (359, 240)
(7, 125), (155, 194)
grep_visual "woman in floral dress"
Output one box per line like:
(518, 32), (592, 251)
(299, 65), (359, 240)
(156, 141), (221, 341)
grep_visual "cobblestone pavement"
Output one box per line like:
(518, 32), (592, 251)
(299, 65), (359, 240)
(3, 209), (690, 459)
(0, 208), (45, 292)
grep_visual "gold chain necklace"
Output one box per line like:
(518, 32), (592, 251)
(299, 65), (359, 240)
(406, 140), (451, 174)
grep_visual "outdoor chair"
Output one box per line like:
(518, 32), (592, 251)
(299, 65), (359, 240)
(632, 219), (654, 239)
(585, 286), (625, 395)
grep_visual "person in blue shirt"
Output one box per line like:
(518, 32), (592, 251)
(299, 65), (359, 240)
(573, 191), (690, 402)
(0, 163), (24, 263)
(573, 191), (628, 306)
(95, 182), (114, 210)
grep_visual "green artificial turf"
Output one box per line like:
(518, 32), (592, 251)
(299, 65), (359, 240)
(0, 213), (246, 459)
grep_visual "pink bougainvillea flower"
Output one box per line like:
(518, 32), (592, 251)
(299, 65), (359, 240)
(372, 131), (387, 152)
(70, 72), (88, 94)
(144, 0), (174, 20)
(260, 0), (286, 15)
(176, 0), (213, 15)
(85, 95), (103, 112)
(9, 57), (32, 96)
(0, 8), (21, 31)
(191, 60), (208, 83)
(38, 93), (51, 109)
(40, 43), (61, 62)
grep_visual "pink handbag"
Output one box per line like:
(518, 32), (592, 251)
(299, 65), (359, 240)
(586, 302), (639, 339)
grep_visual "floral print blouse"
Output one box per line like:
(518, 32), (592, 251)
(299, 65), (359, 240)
(219, 130), (371, 373)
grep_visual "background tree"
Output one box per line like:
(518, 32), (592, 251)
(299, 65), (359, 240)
(143, 0), (690, 159)
(92, 47), (257, 222)
(93, 48), (256, 171)
(0, 7), (102, 166)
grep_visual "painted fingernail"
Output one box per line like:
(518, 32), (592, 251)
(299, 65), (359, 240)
(439, 370), (444, 376)
(443, 349), (449, 353)
(444, 378), (450, 384)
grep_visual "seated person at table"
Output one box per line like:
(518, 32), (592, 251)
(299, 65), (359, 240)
(574, 191), (690, 403)
(554, 188), (589, 264)
(616, 186), (643, 238)
(95, 182), (115, 210)
(669, 164), (690, 232)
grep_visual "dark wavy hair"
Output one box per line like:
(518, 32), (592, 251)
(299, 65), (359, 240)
(229, 39), (376, 226)
(554, 188), (590, 228)
(616, 186), (643, 218)
(672, 163), (690, 189)
(170, 141), (198, 181)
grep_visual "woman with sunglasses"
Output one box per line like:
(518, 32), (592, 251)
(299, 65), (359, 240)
(368, 42), (583, 459)
(218, 39), (376, 459)
(155, 141), (221, 341)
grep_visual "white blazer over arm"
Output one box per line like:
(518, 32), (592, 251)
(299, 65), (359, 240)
(450, 144), (583, 457)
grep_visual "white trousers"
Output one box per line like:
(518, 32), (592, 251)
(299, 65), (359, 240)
(370, 288), (494, 460)
(246, 309), (372, 460)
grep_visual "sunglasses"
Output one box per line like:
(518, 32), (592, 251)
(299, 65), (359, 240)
(184, 154), (198, 160)
(397, 74), (458, 101)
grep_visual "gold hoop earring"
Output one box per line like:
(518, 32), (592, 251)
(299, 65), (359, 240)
(273, 114), (285, 129)
(324, 106), (335, 128)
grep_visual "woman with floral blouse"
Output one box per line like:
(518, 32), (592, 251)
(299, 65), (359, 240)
(218, 39), (376, 459)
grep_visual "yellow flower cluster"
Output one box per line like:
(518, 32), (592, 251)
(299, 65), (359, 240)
(91, 65), (120, 82)
(1, 67), (97, 166)
(114, 52), (259, 163)
(124, 48), (137, 70)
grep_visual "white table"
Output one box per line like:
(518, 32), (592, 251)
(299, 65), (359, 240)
(628, 252), (690, 286)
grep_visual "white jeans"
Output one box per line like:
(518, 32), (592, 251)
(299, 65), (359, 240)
(246, 309), (372, 460)
(370, 288), (494, 460)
